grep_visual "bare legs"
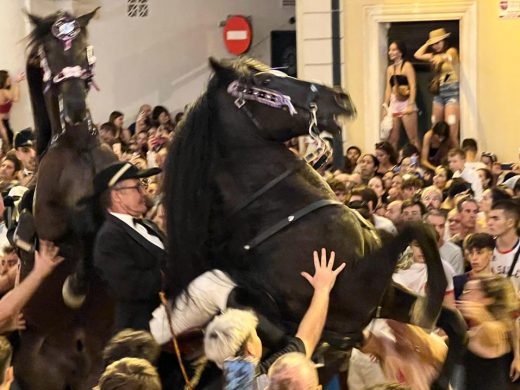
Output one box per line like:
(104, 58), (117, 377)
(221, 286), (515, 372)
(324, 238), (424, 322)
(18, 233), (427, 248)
(432, 101), (459, 146)
(445, 103), (460, 147)
(388, 112), (420, 151)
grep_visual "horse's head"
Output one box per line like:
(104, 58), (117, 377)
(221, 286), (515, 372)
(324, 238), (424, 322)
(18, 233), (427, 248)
(209, 57), (356, 143)
(27, 8), (99, 126)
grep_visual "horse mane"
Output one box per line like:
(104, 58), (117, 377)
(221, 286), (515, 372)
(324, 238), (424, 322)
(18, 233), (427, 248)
(164, 57), (272, 300)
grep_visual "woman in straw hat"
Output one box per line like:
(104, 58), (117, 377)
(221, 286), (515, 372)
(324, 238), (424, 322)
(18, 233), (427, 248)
(415, 28), (460, 147)
(382, 40), (420, 151)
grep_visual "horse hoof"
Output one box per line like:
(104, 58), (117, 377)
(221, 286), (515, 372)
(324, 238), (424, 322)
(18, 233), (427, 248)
(62, 276), (87, 309)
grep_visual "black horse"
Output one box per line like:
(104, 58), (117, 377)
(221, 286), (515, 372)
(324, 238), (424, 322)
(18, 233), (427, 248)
(13, 9), (117, 390)
(164, 58), (466, 389)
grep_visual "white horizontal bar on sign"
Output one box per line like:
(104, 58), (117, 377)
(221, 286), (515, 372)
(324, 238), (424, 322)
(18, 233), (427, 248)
(226, 31), (248, 40)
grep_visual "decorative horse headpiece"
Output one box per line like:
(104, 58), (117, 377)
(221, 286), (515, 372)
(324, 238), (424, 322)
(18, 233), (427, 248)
(39, 11), (98, 93)
(227, 69), (336, 169)
(51, 11), (81, 50)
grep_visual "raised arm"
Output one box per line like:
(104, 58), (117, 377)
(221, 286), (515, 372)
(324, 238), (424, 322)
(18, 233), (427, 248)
(421, 131), (437, 171)
(296, 249), (346, 357)
(414, 42), (433, 62)
(0, 240), (63, 324)
(2, 73), (25, 102)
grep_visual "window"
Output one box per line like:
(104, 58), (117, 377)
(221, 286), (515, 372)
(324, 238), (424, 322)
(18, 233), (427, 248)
(128, 0), (149, 18)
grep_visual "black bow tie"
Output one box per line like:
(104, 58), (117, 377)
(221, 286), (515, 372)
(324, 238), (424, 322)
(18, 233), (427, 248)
(133, 218), (162, 239)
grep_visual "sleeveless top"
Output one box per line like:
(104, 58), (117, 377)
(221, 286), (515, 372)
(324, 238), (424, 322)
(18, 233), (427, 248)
(389, 62), (409, 87)
(438, 52), (459, 85)
(464, 349), (510, 390)
(0, 99), (12, 114)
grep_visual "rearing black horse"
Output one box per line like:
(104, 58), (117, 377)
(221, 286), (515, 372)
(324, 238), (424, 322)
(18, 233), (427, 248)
(14, 9), (117, 390)
(164, 58), (466, 389)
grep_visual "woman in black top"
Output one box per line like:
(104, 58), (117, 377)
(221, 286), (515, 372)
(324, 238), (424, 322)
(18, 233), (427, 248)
(382, 41), (420, 152)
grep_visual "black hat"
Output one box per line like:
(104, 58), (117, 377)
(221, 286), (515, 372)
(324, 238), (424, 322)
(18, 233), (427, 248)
(14, 128), (34, 149)
(93, 162), (161, 195)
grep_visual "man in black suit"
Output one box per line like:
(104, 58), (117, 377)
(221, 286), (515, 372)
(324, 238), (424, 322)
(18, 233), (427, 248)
(93, 162), (164, 332)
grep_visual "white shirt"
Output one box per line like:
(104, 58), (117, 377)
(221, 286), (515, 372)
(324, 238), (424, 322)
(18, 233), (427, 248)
(110, 212), (164, 250)
(492, 239), (520, 293)
(439, 241), (464, 276)
(372, 214), (397, 236)
(452, 164), (483, 201)
(393, 260), (455, 295)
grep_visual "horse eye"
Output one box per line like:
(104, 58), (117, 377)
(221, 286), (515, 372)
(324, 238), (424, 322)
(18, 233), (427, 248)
(262, 78), (271, 85)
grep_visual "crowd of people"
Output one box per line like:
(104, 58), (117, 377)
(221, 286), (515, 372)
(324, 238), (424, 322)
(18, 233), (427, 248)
(0, 41), (519, 389)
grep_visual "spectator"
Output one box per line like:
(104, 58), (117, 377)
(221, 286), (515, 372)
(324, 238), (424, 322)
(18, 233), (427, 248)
(414, 28), (460, 146)
(421, 186), (443, 211)
(202, 249), (345, 382)
(381, 41), (420, 151)
(0, 154), (20, 182)
(401, 177), (421, 200)
(103, 329), (160, 368)
(453, 233), (494, 299)
(128, 104), (152, 136)
(425, 210), (464, 275)
(0, 240), (63, 333)
(480, 151), (497, 171)
(385, 200), (403, 226)
(382, 171), (395, 191)
(432, 165), (450, 192)
(461, 138), (486, 169)
(457, 275), (519, 389)
(151, 106), (173, 132)
(446, 208), (462, 242)
(393, 240), (455, 308)
(345, 146), (361, 173)
(477, 187), (511, 233)
(109, 111), (130, 145)
(448, 148), (483, 201)
(327, 178), (348, 204)
(0, 71), (25, 149)
(476, 168), (494, 191)
(421, 121), (451, 170)
(375, 141), (398, 175)
(96, 357), (161, 390)
(356, 154), (379, 183)
(0, 246), (19, 294)
(99, 122), (118, 147)
(13, 129), (36, 187)
(267, 352), (320, 390)
(0, 336), (13, 390)
(368, 176), (385, 211)
(349, 186), (396, 235)
(401, 198), (426, 222)
(488, 200), (520, 292)
(454, 196), (479, 243)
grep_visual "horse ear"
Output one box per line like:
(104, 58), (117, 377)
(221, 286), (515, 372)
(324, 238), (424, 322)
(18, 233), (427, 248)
(77, 7), (100, 27)
(26, 12), (43, 26)
(209, 57), (237, 81)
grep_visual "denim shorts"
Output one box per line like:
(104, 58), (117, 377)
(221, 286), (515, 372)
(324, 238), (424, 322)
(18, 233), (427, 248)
(433, 81), (459, 106)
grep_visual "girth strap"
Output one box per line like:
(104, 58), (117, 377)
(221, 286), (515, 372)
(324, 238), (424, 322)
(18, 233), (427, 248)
(229, 163), (302, 218)
(243, 199), (343, 252)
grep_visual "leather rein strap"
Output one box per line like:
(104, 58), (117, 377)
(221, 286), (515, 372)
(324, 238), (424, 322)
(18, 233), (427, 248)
(243, 199), (344, 252)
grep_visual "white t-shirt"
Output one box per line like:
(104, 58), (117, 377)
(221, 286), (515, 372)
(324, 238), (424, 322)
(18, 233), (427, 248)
(392, 260), (455, 296)
(491, 239), (520, 292)
(372, 214), (397, 236)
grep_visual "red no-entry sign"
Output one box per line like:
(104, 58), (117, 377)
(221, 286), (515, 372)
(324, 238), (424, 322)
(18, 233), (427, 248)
(223, 15), (252, 56)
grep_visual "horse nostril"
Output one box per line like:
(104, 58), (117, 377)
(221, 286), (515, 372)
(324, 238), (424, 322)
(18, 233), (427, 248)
(76, 339), (84, 352)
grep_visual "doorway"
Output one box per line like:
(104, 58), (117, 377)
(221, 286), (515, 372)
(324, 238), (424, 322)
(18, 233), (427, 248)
(360, 1), (477, 154)
(387, 20), (459, 145)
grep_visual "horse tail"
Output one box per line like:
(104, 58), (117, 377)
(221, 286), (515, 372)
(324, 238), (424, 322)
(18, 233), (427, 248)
(358, 222), (446, 329)
(163, 78), (219, 300)
(26, 48), (52, 157)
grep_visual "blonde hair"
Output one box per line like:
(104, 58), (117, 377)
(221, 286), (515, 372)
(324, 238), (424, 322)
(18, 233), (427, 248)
(267, 352), (319, 390)
(97, 357), (161, 390)
(476, 275), (519, 324)
(204, 309), (258, 368)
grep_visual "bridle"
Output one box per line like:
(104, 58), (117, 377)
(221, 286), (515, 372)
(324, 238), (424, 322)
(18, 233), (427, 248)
(227, 79), (332, 169)
(225, 75), (346, 254)
(38, 12), (98, 140)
